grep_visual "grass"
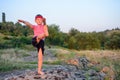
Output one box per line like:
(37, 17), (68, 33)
(0, 48), (30, 62)
(0, 47), (120, 79)
(0, 48), (35, 72)
(52, 48), (76, 60)
(0, 59), (35, 72)
(110, 58), (120, 80)
(43, 60), (62, 65)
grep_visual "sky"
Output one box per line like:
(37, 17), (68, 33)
(0, 0), (120, 32)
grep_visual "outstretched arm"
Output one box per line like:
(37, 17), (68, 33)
(18, 19), (33, 29)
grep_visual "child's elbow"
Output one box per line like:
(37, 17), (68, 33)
(46, 33), (49, 37)
(45, 32), (49, 37)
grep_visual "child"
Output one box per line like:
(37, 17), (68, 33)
(18, 14), (49, 75)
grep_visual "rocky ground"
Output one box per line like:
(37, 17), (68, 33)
(4, 65), (107, 80)
(0, 49), (115, 80)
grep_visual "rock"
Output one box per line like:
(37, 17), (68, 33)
(87, 69), (97, 76)
(100, 66), (115, 80)
(99, 72), (106, 80)
(78, 57), (89, 69)
(65, 57), (90, 70)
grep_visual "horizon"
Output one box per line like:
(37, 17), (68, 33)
(0, 13), (119, 33)
(0, 0), (120, 32)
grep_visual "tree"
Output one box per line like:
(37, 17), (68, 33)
(96, 32), (106, 49)
(68, 36), (76, 49)
(0, 22), (14, 35)
(69, 28), (80, 36)
(46, 24), (64, 46)
(105, 32), (120, 49)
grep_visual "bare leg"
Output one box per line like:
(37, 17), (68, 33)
(38, 48), (44, 75)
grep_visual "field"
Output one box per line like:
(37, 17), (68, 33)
(0, 46), (120, 79)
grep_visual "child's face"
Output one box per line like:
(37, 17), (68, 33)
(35, 18), (43, 25)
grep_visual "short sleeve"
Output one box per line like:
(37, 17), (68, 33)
(32, 25), (36, 29)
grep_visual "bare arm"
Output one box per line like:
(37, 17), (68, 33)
(18, 19), (33, 29)
(43, 18), (49, 37)
(44, 25), (49, 37)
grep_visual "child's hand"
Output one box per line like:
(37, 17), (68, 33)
(36, 35), (42, 43)
(36, 34), (44, 43)
(36, 36), (40, 43)
(36, 35), (41, 43)
(18, 19), (24, 23)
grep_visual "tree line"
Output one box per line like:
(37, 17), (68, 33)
(0, 22), (120, 50)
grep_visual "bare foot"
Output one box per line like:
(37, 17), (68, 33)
(38, 71), (44, 75)
(34, 71), (45, 79)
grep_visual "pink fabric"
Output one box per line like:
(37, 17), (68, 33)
(32, 25), (44, 37)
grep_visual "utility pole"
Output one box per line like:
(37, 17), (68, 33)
(2, 12), (6, 22)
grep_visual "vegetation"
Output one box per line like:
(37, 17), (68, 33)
(0, 49), (35, 72)
(0, 21), (120, 50)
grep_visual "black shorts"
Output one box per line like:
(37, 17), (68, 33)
(32, 36), (44, 55)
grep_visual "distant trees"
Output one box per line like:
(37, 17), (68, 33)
(105, 31), (120, 49)
(0, 22), (32, 36)
(0, 21), (33, 48)
(46, 26), (120, 50)
(67, 28), (100, 50)
(0, 22), (14, 34)
(46, 24), (65, 46)
(0, 20), (120, 50)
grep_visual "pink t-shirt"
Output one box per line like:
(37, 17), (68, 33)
(32, 24), (44, 37)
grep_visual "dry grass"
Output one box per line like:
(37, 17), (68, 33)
(50, 48), (120, 79)
(0, 48), (33, 72)
(0, 48), (30, 62)
(75, 50), (120, 62)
